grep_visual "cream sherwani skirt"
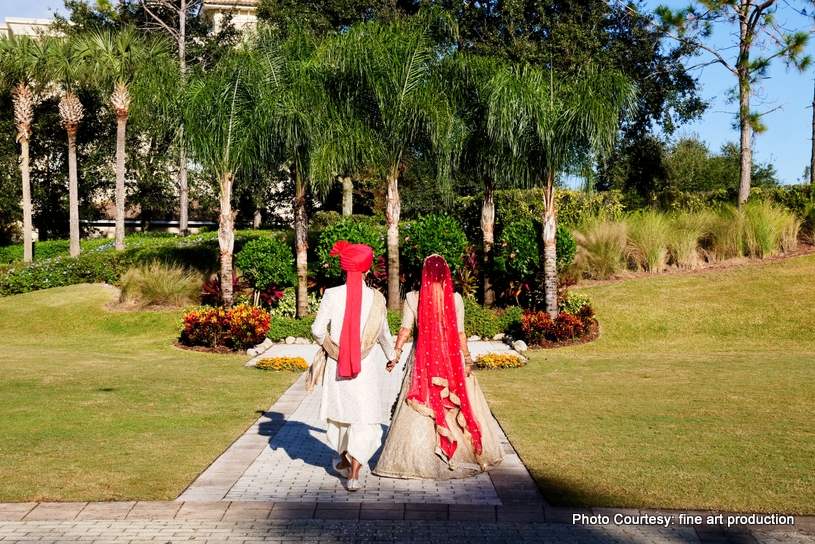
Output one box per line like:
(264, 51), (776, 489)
(326, 420), (383, 466)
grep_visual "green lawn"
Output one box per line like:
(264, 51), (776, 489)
(479, 254), (815, 515)
(0, 284), (298, 502)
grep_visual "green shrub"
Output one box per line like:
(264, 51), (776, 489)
(497, 305), (524, 337)
(387, 309), (402, 334)
(315, 219), (385, 279)
(494, 220), (577, 279)
(234, 235), (296, 290)
(463, 297), (501, 338)
(120, 262), (203, 307)
(626, 211), (670, 273)
(400, 214), (468, 272)
(559, 291), (593, 316)
(270, 287), (320, 318)
(267, 315), (315, 341)
(571, 219), (628, 279)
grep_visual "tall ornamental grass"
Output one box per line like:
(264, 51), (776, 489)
(120, 262), (203, 308)
(742, 200), (799, 258)
(625, 211), (670, 273)
(668, 211), (713, 270)
(571, 219), (628, 280)
(707, 205), (744, 262)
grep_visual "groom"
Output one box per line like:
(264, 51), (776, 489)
(311, 241), (396, 491)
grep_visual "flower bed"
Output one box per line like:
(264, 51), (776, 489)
(180, 304), (271, 350)
(255, 356), (309, 372)
(473, 353), (526, 370)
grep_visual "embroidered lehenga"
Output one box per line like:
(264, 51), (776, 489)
(373, 256), (504, 480)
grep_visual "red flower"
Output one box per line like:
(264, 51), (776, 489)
(323, 263), (329, 268)
(510, 253), (516, 258)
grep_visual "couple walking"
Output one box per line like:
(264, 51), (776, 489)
(308, 241), (504, 491)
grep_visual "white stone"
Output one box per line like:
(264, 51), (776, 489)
(246, 348), (259, 357)
(512, 340), (528, 352)
(294, 337), (310, 345)
(285, 336), (296, 345)
(468, 335), (480, 342)
(262, 338), (273, 349)
(493, 333), (505, 341)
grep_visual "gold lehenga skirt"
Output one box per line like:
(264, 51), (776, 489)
(373, 347), (505, 480)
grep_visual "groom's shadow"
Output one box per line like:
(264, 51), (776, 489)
(257, 411), (388, 474)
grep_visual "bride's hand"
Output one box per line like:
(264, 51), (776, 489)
(464, 364), (472, 377)
(386, 359), (398, 372)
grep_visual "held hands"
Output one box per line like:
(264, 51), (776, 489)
(386, 359), (398, 372)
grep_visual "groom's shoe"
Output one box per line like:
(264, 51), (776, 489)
(332, 457), (350, 479)
(346, 478), (361, 491)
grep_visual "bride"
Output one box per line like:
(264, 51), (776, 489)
(373, 255), (504, 480)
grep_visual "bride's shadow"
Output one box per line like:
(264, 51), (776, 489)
(258, 412), (388, 474)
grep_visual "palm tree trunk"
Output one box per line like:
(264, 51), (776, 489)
(341, 175), (353, 216)
(481, 181), (495, 307)
(385, 170), (401, 310)
(178, 2), (189, 236)
(218, 172), (236, 309)
(253, 207), (262, 229)
(542, 172), (558, 318)
(20, 137), (33, 263)
(67, 126), (80, 257)
(115, 112), (127, 250)
(179, 135), (189, 236)
(294, 166), (309, 318)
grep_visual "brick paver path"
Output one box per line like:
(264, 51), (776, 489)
(2, 342), (813, 542)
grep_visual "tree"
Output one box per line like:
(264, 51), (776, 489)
(487, 65), (636, 317)
(185, 48), (258, 308)
(0, 35), (49, 263)
(46, 36), (87, 257)
(655, 0), (810, 206)
(77, 26), (167, 250)
(330, 16), (458, 309)
(139, 0), (202, 235)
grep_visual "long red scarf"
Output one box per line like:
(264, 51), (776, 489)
(329, 241), (373, 378)
(407, 255), (483, 462)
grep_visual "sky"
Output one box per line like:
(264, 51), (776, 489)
(3, 0), (815, 185)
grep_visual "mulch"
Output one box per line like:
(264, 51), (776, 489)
(172, 340), (242, 355)
(527, 321), (600, 350)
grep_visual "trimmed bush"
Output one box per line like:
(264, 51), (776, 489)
(267, 315), (315, 342)
(234, 235), (296, 292)
(559, 291), (593, 316)
(400, 214), (468, 272)
(494, 220), (577, 278)
(462, 297), (523, 339)
(270, 287), (320, 318)
(315, 219), (385, 279)
(387, 309), (402, 334)
(120, 262), (202, 307)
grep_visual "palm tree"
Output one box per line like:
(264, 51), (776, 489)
(487, 65), (636, 317)
(77, 26), (166, 251)
(0, 35), (49, 263)
(330, 17), (457, 309)
(185, 48), (258, 308)
(47, 36), (86, 258)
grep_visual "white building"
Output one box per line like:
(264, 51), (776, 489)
(201, 0), (258, 33)
(0, 17), (54, 38)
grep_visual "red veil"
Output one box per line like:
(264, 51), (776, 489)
(406, 255), (483, 464)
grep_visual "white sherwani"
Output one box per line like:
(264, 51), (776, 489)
(312, 282), (396, 465)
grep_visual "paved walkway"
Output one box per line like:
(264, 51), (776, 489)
(1, 342), (813, 543)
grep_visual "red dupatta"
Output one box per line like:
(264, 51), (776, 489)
(406, 255), (483, 464)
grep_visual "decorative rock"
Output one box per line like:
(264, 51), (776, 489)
(246, 348), (259, 357)
(468, 335), (480, 342)
(294, 337), (310, 345)
(261, 338), (273, 349)
(285, 336), (296, 345)
(493, 333), (505, 341)
(512, 340), (528, 352)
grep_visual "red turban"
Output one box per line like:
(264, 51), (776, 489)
(329, 241), (374, 378)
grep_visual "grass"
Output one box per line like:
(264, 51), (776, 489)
(570, 219), (628, 280)
(0, 284), (298, 502)
(478, 254), (815, 514)
(626, 211), (670, 273)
